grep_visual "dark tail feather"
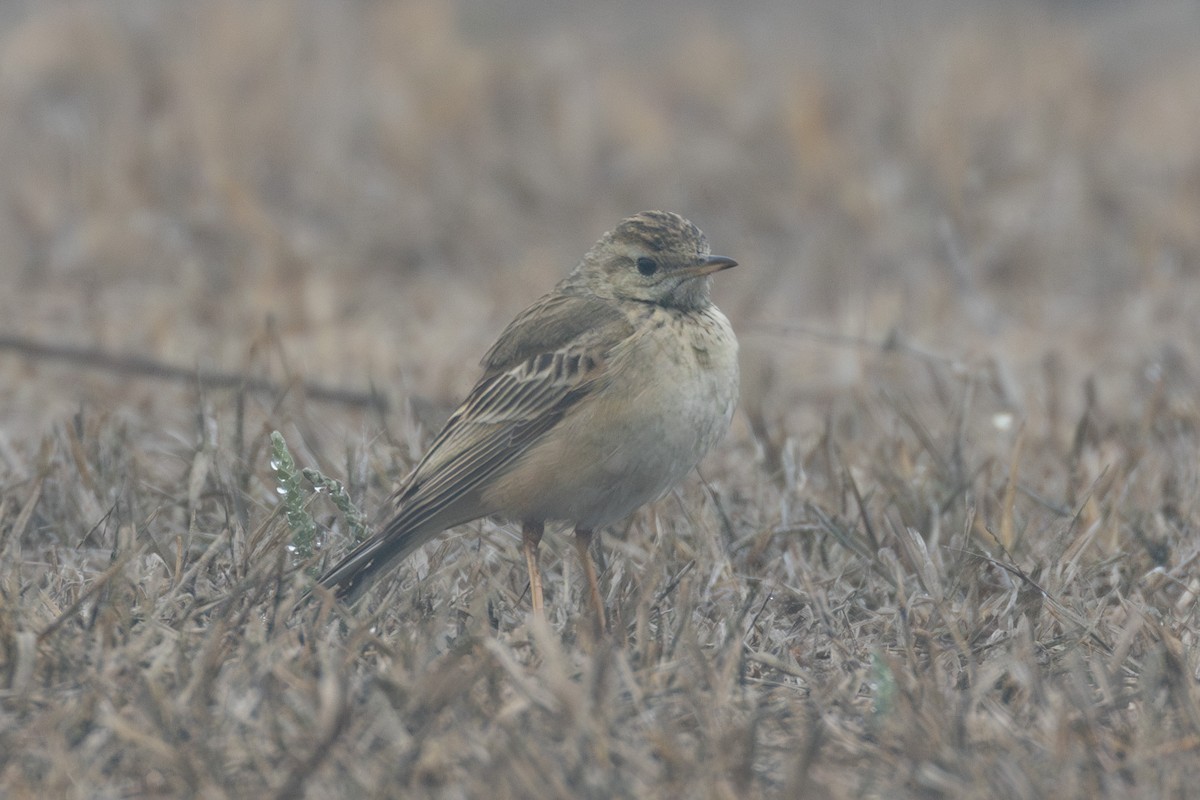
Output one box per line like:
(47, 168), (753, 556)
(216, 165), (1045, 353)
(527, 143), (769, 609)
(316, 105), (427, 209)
(312, 488), (489, 605)
(314, 517), (442, 605)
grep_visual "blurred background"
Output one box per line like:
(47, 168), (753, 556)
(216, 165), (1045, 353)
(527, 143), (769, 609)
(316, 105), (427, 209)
(0, 0), (1197, 438)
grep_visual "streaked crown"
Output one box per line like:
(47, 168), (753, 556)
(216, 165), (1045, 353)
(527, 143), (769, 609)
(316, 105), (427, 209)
(569, 211), (736, 310)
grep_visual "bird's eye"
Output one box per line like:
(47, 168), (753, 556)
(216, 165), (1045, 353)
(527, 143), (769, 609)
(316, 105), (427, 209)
(636, 256), (658, 276)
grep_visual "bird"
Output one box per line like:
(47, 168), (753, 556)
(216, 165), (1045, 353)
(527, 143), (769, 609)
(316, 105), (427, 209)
(315, 210), (739, 632)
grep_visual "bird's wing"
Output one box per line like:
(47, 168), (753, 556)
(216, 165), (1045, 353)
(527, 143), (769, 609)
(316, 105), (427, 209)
(395, 290), (631, 514)
(479, 288), (629, 374)
(317, 291), (632, 599)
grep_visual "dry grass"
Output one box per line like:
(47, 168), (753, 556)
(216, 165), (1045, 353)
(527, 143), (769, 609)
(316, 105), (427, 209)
(2, 1), (1200, 797)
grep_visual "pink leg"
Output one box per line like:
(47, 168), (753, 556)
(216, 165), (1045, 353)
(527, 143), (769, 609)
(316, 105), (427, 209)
(574, 528), (607, 634)
(522, 521), (545, 617)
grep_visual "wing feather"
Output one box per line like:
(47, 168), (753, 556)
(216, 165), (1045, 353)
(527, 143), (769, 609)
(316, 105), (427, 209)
(317, 291), (632, 600)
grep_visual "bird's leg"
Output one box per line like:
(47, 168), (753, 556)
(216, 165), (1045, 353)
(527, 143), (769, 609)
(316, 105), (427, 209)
(522, 521), (545, 617)
(574, 528), (607, 635)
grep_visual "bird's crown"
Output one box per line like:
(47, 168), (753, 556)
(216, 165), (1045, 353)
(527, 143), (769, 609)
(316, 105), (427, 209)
(570, 211), (735, 310)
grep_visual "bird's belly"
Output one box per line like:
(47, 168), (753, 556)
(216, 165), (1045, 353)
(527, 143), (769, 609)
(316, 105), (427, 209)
(484, 310), (738, 530)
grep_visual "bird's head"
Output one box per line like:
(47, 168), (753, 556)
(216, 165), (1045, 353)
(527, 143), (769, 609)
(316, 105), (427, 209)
(572, 211), (736, 311)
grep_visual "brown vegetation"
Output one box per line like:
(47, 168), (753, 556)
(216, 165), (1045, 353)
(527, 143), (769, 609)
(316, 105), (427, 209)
(1, 1), (1199, 796)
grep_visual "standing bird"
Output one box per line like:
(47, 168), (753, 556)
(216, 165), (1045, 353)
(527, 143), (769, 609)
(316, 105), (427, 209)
(316, 211), (739, 631)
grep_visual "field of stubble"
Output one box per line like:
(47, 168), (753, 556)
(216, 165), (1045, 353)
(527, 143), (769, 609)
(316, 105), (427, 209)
(1, 1), (1199, 797)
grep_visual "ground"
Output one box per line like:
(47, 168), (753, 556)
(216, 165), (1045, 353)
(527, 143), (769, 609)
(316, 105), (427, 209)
(1, 1), (1199, 797)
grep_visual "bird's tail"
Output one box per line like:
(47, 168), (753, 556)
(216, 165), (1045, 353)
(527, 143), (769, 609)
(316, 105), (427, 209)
(313, 516), (443, 605)
(311, 486), (490, 605)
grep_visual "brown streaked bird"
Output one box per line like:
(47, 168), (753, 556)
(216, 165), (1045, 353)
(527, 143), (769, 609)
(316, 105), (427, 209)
(316, 211), (739, 631)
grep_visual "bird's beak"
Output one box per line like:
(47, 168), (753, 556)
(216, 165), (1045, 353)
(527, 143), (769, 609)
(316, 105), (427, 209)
(682, 255), (738, 278)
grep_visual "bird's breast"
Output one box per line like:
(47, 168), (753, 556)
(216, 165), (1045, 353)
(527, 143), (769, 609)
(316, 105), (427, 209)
(484, 304), (739, 530)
